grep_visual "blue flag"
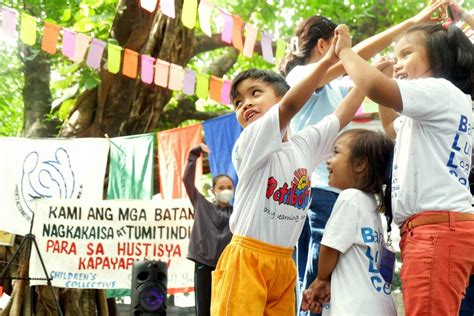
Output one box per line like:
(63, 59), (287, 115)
(203, 113), (242, 186)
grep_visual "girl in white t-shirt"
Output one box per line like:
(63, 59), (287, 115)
(301, 129), (396, 315)
(335, 21), (474, 315)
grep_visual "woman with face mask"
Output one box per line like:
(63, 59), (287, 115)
(183, 143), (234, 316)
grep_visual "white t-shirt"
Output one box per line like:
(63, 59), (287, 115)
(231, 105), (340, 247)
(392, 78), (474, 226)
(321, 189), (396, 316)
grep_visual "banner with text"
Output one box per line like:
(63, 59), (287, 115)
(29, 199), (195, 293)
(0, 137), (109, 235)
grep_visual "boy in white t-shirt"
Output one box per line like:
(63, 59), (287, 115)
(210, 26), (366, 315)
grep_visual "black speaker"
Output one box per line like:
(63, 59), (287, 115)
(131, 260), (167, 316)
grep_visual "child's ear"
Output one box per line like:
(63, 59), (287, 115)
(354, 157), (368, 174)
(316, 38), (327, 55)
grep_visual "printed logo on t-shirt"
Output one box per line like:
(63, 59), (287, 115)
(266, 168), (311, 210)
(446, 114), (471, 187)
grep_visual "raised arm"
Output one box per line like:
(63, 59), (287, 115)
(278, 37), (338, 129)
(446, 0), (474, 29)
(316, 0), (446, 88)
(183, 144), (208, 202)
(336, 25), (403, 111)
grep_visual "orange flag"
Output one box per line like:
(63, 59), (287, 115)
(122, 49), (139, 79)
(157, 124), (203, 199)
(232, 16), (244, 51)
(209, 76), (223, 103)
(41, 21), (61, 54)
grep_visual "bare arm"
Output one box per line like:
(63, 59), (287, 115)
(278, 41), (338, 129)
(336, 25), (403, 112)
(446, 0), (474, 29)
(333, 87), (365, 131)
(314, 0), (446, 88)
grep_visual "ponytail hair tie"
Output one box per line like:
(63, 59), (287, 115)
(442, 18), (454, 30)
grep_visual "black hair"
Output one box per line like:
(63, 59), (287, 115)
(279, 15), (337, 76)
(336, 129), (394, 214)
(405, 23), (474, 99)
(230, 68), (290, 102)
(212, 174), (234, 189)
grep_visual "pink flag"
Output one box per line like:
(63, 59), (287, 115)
(243, 24), (258, 58)
(158, 124), (203, 199)
(221, 79), (232, 105)
(220, 9), (233, 44)
(85, 38), (106, 70)
(261, 31), (274, 64)
(140, 0), (158, 12)
(141, 55), (156, 84)
(160, 0), (176, 18)
(61, 29), (76, 60)
(72, 34), (91, 63)
(2, 7), (17, 38)
(168, 64), (184, 91)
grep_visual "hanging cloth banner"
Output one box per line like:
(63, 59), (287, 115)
(209, 76), (223, 103)
(155, 59), (170, 88)
(221, 79), (232, 105)
(195, 73), (209, 99)
(0, 137), (109, 236)
(140, 0), (159, 13)
(232, 16), (244, 51)
(86, 38), (106, 69)
(107, 134), (154, 200)
(202, 113), (242, 186)
(141, 55), (156, 84)
(182, 0), (198, 29)
(275, 39), (286, 62)
(243, 24), (258, 58)
(61, 29), (76, 60)
(2, 7), (17, 38)
(41, 21), (61, 54)
(107, 42), (122, 74)
(157, 124), (203, 199)
(122, 49), (139, 79)
(183, 68), (196, 95)
(198, 0), (213, 37)
(261, 31), (274, 64)
(161, 0), (176, 19)
(72, 33), (91, 63)
(168, 64), (184, 91)
(20, 12), (37, 46)
(220, 9), (233, 44)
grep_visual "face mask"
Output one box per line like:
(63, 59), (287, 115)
(215, 189), (233, 204)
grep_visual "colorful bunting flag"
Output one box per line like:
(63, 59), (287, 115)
(198, 0), (213, 37)
(72, 34), (90, 63)
(183, 69), (196, 95)
(155, 59), (170, 87)
(107, 42), (122, 74)
(168, 64), (184, 91)
(209, 76), (223, 103)
(85, 38), (106, 70)
(20, 12), (37, 46)
(1, 7), (17, 38)
(261, 31), (274, 64)
(141, 55), (156, 84)
(140, 0), (159, 13)
(41, 21), (61, 54)
(232, 16), (244, 51)
(61, 29), (76, 60)
(160, 0), (176, 19)
(182, 0), (198, 29)
(275, 39), (286, 61)
(243, 24), (258, 58)
(195, 73), (209, 99)
(122, 49), (139, 79)
(220, 9), (233, 44)
(221, 79), (232, 105)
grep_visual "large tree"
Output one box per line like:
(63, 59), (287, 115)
(0, 0), (425, 314)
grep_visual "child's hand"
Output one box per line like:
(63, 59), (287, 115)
(321, 35), (339, 65)
(301, 278), (331, 313)
(411, 0), (447, 23)
(301, 288), (324, 314)
(372, 56), (394, 78)
(199, 143), (210, 153)
(334, 25), (351, 58)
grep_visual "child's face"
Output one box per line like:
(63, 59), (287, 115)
(232, 78), (281, 128)
(327, 135), (356, 190)
(393, 32), (432, 80)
